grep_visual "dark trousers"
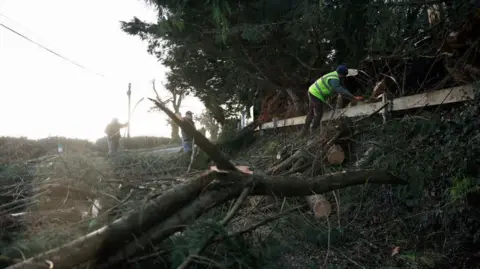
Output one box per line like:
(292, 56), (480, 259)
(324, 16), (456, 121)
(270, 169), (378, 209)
(302, 92), (324, 134)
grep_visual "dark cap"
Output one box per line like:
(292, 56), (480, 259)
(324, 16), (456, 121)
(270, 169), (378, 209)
(336, 65), (348, 75)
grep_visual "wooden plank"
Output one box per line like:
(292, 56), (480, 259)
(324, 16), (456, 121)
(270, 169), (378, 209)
(261, 116), (306, 129)
(392, 84), (474, 111)
(258, 84), (474, 130)
(322, 101), (384, 121)
(260, 101), (384, 129)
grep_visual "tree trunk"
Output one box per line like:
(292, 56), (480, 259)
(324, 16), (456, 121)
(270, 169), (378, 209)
(171, 108), (181, 141)
(171, 122), (180, 141)
(209, 124), (219, 141)
(285, 88), (303, 114)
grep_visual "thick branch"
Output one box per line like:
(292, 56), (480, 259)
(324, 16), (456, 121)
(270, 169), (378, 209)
(96, 186), (242, 269)
(149, 98), (237, 171)
(251, 170), (405, 196)
(5, 172), (218, 269)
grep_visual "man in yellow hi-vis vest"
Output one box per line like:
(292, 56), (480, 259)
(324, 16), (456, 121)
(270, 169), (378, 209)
(302, 65), (363, 136)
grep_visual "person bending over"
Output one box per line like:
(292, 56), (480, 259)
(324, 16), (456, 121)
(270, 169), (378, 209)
(302, 64), (363, 136)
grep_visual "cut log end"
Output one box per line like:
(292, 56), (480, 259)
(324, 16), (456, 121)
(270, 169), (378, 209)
(306, 195), (331, 218)
(327, 145), (345, 165)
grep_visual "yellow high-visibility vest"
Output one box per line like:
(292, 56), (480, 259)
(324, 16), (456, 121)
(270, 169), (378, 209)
(308, 71), (339, 102)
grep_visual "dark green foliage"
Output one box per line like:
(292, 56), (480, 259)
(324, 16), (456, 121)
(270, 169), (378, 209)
(121, 0), (476, 122)
(332, 89), (480, 268)
(195, 110), (220, 141)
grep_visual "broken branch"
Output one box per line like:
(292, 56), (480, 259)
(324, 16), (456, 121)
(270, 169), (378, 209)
(149, 98), (237, 171)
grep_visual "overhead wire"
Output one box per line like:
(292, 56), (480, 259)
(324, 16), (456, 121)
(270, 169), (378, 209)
(0, 13), (195, 111)
(0, 12), (171, 89)
(0, 16), (107, 79)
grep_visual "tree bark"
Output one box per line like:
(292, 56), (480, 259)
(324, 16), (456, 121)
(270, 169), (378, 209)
(171, 119), (180, 141)
(251, 170), (404, 196)
(95, 186), (239, 269)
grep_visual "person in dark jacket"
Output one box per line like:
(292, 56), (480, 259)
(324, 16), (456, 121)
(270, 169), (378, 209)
(104, 118), (128, 155)
(181, 111), (196, 153)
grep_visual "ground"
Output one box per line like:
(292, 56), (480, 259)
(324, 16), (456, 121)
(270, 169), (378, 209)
(0, 95), (480, 269)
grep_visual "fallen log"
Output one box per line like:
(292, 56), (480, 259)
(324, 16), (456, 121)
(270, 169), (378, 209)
(306, 194), (331, 218)
(251, 170), (404, 196)
(6, 169), (405, 269)
(327, 144), (345, 165)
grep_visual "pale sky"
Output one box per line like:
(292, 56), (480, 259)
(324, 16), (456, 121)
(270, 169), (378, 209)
(0, 0), (204, 141)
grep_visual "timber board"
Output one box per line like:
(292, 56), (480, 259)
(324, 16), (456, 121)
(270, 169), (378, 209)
(258, 84), (474, 130)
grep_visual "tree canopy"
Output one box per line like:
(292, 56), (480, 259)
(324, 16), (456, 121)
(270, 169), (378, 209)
(121, 0), (475, 123)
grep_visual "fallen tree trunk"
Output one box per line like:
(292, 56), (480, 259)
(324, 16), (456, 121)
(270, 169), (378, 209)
(327, 144), (345, 165)
(6, 169), (405, 269)
(95, 186), (243, 269)
(4, 172), (219, 269)
(251, 170), (404, 196)
(306, 194), (331, 218)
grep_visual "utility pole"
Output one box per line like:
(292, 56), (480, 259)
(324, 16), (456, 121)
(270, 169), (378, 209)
(127, 83), (131, 138)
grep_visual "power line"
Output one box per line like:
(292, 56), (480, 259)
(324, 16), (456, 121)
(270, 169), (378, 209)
(0, 13), (167, 88)
(0, 19), (105, 78)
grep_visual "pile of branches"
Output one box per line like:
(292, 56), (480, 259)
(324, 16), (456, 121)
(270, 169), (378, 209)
(0, 151), (197, 267)
(267, 119), (353, 177)
(358, 4), (480, 99)
(0, 96), (407, 269)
